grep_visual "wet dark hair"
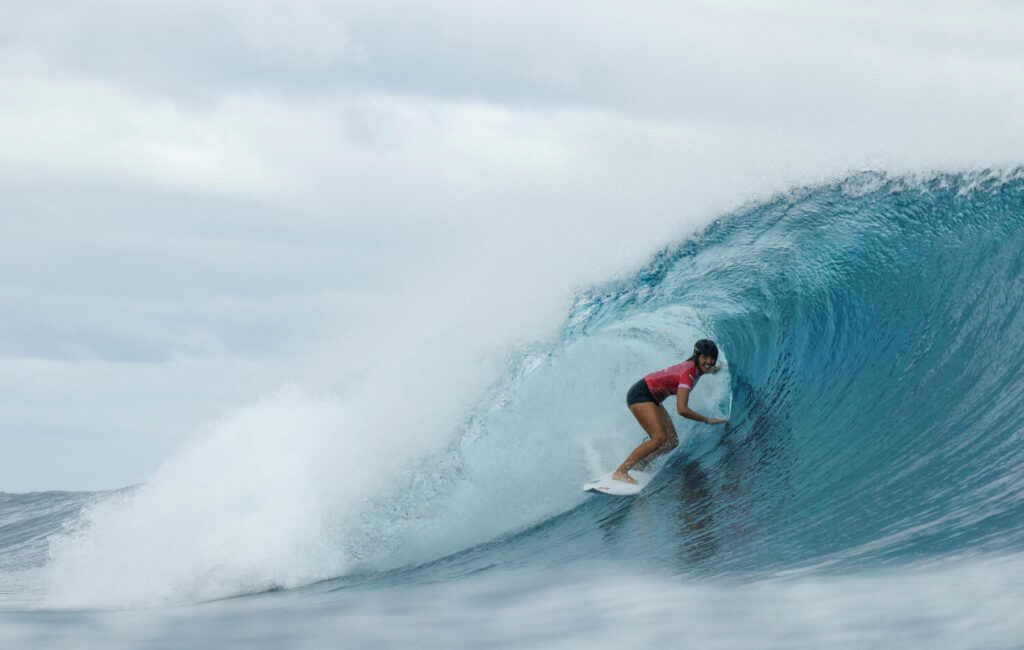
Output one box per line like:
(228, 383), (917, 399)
(689, 339), (719, 363)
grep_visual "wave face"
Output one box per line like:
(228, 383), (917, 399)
(4, 171), (1024, 647)
(545, 170), (1024, 576)
(355, 170), (1024, 586)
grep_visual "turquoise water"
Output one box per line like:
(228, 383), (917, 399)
(3, 172), (1024, 648)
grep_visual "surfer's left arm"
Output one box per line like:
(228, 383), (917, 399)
(676, 387), (727, 425)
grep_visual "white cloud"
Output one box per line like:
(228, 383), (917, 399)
(232, 0), (365, 64)
(0, 70), (297, 199)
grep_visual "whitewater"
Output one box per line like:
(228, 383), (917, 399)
(3, 171), (1024, 648)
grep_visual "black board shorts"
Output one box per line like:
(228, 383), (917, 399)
(626, 378), (657, 406)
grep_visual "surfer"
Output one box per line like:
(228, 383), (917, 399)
(612, 339), (727, 484)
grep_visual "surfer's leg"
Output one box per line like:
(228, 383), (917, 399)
(632, 406), (679, 471)
(646, 406), (679, 460)
(633, 406), (678, 470)
(613, 403), (670, 483)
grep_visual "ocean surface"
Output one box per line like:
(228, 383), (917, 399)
(3, 171), (1024, 648)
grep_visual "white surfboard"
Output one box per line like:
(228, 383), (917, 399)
(582, 470), (655, 496)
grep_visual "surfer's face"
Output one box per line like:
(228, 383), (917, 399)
(698, 355), (717, 373)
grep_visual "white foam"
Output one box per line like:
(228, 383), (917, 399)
(45, 306), (732, 607)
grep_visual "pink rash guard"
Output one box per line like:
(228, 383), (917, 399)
(644, 360), (702, 404)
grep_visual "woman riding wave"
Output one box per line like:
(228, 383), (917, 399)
(613, 339), (727, 484)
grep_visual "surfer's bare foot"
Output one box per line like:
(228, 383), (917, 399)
(612, 470), (638, 484)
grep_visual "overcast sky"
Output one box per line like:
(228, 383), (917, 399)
(2, 0), (1022, 492)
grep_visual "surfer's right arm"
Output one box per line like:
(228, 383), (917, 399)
(676, 387), (727, 425)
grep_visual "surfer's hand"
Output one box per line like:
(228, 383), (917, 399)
(708, 418), (728, 425)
